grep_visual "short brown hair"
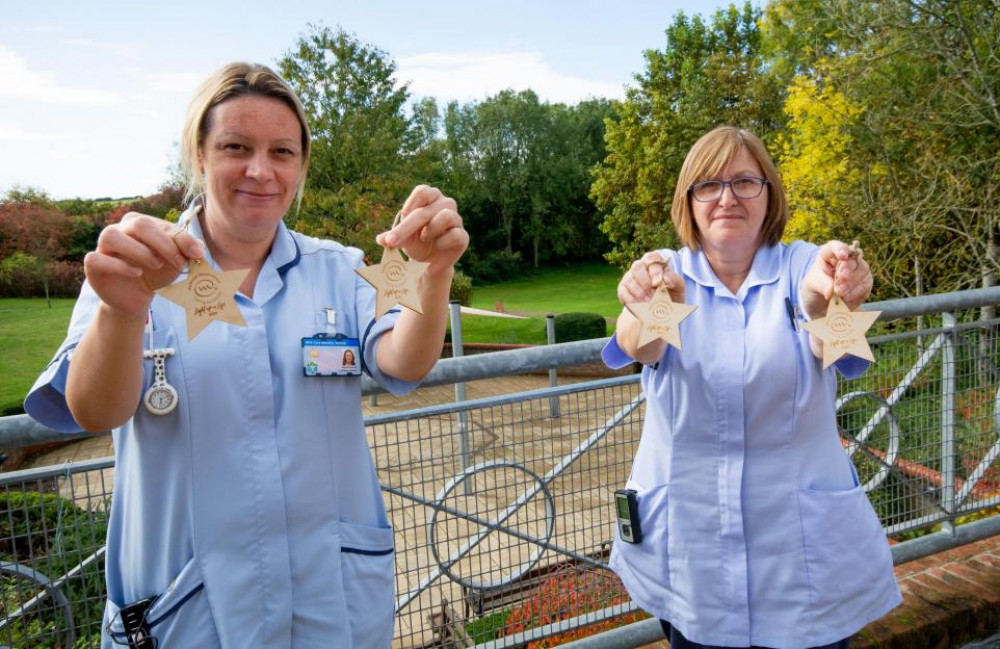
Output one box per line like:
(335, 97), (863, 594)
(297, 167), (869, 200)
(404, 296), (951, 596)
(670, 126), (788, 250)
(179, 62), (311, 206)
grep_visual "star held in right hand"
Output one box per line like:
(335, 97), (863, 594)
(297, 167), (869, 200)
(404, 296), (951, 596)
(627, 284), (697, 350)
(802, 295), (881, 369)
(356, 246), (429, 319)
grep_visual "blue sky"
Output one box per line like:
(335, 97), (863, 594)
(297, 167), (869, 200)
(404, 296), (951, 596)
(1, 0), (743, 200)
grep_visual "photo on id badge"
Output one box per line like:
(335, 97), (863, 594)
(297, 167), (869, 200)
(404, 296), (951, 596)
(302, 336), (362, 377)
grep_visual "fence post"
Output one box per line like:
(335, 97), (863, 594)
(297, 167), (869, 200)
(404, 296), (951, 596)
(941, 311), (957, 534)
(449, 301), (471, 492)
(547, 314), (561, 418)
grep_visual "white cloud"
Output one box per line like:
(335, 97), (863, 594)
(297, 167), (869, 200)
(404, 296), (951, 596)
(0, 123), (62, 142)
(395, 51), (624, 104)
(0, 44), (122, 106)
(141, 71), (207, 96)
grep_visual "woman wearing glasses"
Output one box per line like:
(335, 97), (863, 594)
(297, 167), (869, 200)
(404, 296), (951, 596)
(605, 126), (899, 649)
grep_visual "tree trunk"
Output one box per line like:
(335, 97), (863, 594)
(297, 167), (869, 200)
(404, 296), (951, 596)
(915, 253), (924, 354)
(979, 229), (999, 383)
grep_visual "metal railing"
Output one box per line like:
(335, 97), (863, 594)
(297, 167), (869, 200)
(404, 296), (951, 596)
(0, 287), (998, 648)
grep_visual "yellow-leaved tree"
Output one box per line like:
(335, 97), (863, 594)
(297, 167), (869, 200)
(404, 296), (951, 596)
(777, 74), (864, 244)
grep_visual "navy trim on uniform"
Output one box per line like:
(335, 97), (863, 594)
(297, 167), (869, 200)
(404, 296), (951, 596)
(108, 584), (207, 642)
(342, 546), (394, 556)
(147, 584), (206, 629)
(276, 236), (301, 277)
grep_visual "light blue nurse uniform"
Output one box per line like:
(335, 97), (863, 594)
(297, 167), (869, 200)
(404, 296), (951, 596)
(25, 201), (416, 648)
(604, 242), (900, 648)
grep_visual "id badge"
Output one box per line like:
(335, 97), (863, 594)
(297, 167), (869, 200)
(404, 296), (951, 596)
(302, 335), (362, 377)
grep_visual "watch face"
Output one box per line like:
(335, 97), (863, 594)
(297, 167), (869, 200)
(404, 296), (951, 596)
(144, 384), (178, 415)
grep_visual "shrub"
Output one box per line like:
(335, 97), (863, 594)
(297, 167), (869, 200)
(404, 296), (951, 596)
(467, 250), (527, 284)
(47, 261), (85, 297)
(450, 271), (473, 307)
(0, 491), (109, 649)
(0, 255), (84, 298)
(554, 312), (608, 342)
(500, 567), (648, 647)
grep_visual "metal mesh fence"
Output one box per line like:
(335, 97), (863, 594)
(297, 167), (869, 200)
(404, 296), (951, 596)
(0, 309), (998, 648)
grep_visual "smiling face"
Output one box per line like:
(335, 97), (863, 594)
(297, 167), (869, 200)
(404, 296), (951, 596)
(690, 147), (769, 260)
(199, 94), (305, 246)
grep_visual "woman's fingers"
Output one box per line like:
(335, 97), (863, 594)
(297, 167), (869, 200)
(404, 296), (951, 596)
(619, 252), (678, 305)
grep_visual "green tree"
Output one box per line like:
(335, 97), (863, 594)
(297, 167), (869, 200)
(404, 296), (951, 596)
(592, 2), (787, 268)
(278, 25), (431, 258)
(764, 0), (1000, 301)
(279, 24), (411, 188)
(440, 92), (614, 280)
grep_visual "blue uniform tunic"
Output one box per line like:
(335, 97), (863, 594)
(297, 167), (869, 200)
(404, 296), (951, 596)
(25, 205), (415, 648)
(603, 242), (900, 648)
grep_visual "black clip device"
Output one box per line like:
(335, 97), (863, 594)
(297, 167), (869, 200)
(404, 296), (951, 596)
(614, 488), (642, 544)
(120, 597), (156, 648)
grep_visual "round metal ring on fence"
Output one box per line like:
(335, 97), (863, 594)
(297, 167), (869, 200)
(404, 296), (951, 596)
(0, 561), (76, 649)
(426, 460), (556, 591)
(836, 390), (902, 493)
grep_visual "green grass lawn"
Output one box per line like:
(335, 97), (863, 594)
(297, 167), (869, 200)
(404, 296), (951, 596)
(0, 298), (75, 415)
(457, 262), (622, 344)
(470, 262), (622, 317)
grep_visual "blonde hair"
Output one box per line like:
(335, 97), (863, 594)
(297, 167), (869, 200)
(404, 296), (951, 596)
(179, 62), (311, 206)
(670, 125), (788, 250)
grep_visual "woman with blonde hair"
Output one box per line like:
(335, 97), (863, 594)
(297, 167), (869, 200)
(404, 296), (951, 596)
(26, 62), (468, 648)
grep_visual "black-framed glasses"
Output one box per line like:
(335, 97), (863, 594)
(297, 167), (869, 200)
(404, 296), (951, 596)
(688, 177), (768, 202)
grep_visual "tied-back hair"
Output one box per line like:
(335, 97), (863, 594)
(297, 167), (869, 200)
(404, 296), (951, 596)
(670, 126), (788, 251)
(178, 62), (311, 207)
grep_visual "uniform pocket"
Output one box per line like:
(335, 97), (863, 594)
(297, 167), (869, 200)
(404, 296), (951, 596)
(105, 556), (219, 647)
(612, 482), (671, 598)
(797, 484), (895, 630)
(340, 521), (396, 649)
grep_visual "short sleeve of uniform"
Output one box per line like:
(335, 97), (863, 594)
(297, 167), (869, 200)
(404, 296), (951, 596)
(353, 261), (419, 396)
(23, 281), (101, 433)
(791, 241), (870, 380)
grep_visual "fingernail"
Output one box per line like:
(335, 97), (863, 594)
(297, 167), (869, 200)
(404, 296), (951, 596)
(386, 233), (397, 247)
(149, 257), (163, 269)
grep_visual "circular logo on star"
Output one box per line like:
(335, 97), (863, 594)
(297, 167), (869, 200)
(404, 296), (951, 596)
(190, 274), (222, 304)
(385, 260), (407, 286)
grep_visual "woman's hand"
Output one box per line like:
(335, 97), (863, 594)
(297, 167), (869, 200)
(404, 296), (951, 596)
(376, 185), (469, 277)
(617, 251), (685, 306)
(84, 212), (204, 319)
(614, 251), (684, 365)
(801, 240), (873, 320)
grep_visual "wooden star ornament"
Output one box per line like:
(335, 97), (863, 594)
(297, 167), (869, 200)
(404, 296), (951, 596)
(356, 246), (429, 319)
(802, 294), (881, 369)
(156, 260), (250, 341)
(626, 284), (697, 350)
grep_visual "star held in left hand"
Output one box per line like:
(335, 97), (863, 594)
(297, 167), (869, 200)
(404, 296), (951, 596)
(627, 284), (697, 350)
(802, 295), (881, 369)
(356, 246), (429, 319)
(156, 260), (249, 341)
